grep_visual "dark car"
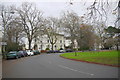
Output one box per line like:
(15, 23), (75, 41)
(18, 51), (26, 57)
(23, 51), (28, 57)
(46, 50), (55, 53)
(32, 50), (41, 55)
(6, 51), (21, 59)
(66, 49), (73, 52)
(46, 50), (59, 53)
(54, 50), (60, 53)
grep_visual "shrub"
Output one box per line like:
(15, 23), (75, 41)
(73, 48), (77, 51)
(60, 48), (63, 50)
(45, 48), (50, 50)
(78, 47), (89, 51)
(41, 50), (47, 53)
(5, 42), (20, 52)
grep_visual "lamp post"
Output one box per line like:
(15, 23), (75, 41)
(1, 11), (14, 58)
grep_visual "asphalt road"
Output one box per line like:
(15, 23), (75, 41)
(0, 59), (2, 79)
(2, 53), (119, 78)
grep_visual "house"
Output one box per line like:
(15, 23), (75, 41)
(64, 37), (78, 49)
(24, 33), (67, 50)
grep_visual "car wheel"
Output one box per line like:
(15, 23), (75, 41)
(15, 56), (18, 59)
(19, 56), (21, 58)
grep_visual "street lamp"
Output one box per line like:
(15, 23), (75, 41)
(1, 11), (15, 58)
(5, 11), (15, 14)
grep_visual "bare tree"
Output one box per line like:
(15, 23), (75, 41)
(61, 11), (80, 49)
(0, 5), (17, 54)
(68, 1), (119, 50)
(84, 0), (118, 25)
(44, 17), (60, 51)
(6, 18), (24, 44)
(16, 2), (43, 49)
(93, 21), (108, 49)
(0, 5), (15, 42)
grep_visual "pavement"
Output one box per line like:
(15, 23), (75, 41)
(0, 54), (2, 79)
(2, 53), (119, 78)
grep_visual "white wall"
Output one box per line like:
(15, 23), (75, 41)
(24, 34), (68, 50)
(37, 34), (66, 50)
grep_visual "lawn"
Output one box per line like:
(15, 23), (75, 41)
(60, 50), (120, 66)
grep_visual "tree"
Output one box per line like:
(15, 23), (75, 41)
(17, 2), (43, 49)
(0, 5), (15, 46)
(1, 17), (24, 52)
(61, 11), (80, 49)
(44, 17), (60, 51)
(76, 24), (97, 50)
(0, 4), (29, 52)
(104, 37), (115, 50)
(92, 21), (107, 49)
(105, 26), (120, 34)
(105, 26), (120, 50)
(7, 18), (24, 43)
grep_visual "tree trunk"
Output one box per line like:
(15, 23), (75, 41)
(71, 40), (74, 49)
(51, 44), (54, 51)
(28, 40), (32, 50)
(116, 44), (119, 51)
(16, 36), (18, 44)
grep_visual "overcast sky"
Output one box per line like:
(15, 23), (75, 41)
(0, 0), (118, 26)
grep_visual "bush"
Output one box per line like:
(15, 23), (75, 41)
(41, 50), (47, 53)
(5, 42), (20, 52)
(73, 48), (77, 51)
(45, 48), (50, 50)
(59, 48), (63, 50)
(78, 47), (89, 51)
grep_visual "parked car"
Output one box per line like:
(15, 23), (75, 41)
(18, 51), (25, 57)
(46, 50), (55, 53)
(65, 49), (73, 52)
(6, 51), (21, 59)
(46, 50), (59, 53)
(54, 50), (60, 53)
(32, 50), (41, 55)
(22, 51), (28, 57)
(26, 50), (34, 56)
(59, 50), (66, 53)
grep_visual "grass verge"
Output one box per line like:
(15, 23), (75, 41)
(60, 50), (120, 67)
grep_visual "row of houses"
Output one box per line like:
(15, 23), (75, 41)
(24, 34), (72, 50)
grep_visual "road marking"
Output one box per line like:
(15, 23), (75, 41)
(58, 65), (94, 76)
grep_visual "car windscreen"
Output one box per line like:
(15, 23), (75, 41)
(9, 52), (16, 54)
(18, 51), (23, 53)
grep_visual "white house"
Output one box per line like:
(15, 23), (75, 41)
(24, 34), (67, 50)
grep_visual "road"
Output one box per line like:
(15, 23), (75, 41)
(0, 58), (2, 79)
(0, 54), (2, 79)
(2, 53), (119, 78)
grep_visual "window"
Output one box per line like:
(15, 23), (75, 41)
(40, 45), (43, 50)
(55, 45), (57, 49)
(60, 45), (62, 48)
(60, 40), (62, 43)
(40, 41), (42, 43)
(47, 40), (49, 43)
